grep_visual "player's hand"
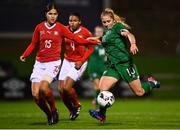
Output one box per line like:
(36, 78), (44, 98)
(75, 61), (83, 70)
(130, 43), (139, 55)
(87, 36), (100, 41)
(20, 56), (26, 62)
(87, 37), (101, 44)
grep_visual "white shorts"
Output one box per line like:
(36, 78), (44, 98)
(30, 60), (61, 83)
(58, 59), (87, 81)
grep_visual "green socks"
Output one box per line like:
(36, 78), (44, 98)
(141, 82), (152, 94)
(95, 90), (100, 110)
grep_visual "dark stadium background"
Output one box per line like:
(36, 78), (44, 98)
(0, 0), (180, 100)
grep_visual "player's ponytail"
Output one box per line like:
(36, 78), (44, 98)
(101, 8), (131, 29)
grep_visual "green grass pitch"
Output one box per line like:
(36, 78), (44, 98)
(0, 98), (180, 129)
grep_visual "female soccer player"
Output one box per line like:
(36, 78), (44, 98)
(58, 13), (94, 120)
(20, 3), (98, 125)
(88, 8), (160, 123)
(87, 26), (106, 110)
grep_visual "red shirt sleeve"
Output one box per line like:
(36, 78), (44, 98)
(79, 30), (94, 63)
(80, 45), (94, 63)
(61, 25), (98, 45)
(21, 25), (39, 57)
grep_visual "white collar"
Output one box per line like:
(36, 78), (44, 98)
(44, 22), (56, 30)
(73, 27), (82, 34)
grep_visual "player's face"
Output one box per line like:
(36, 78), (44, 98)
(69, 15), (81, 31)
(46, 8), (58, 25)
(101, 15), (114, 29)
(94, 27), (103, 37)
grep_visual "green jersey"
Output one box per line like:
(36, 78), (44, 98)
(102, 22), (132, 65)
(87, 45), (106, 80)
(88, 45), (106, 66)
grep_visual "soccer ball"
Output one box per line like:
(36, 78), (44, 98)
(97, 91), (115, 108)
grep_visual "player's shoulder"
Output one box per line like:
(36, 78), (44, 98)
(56, 22), (65, 27)
(55, 22), (67, 31)
(33, 21), (45, 31)
(114, 22), (126, 29)
(36, 21), (45, 27)
(80, 26), (92, 36)
(113, 22), (129, 33)
(81, 26), (90, 32)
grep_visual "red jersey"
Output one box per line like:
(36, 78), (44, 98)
(64, 26), (94, 62)
(21, 21), (95, 62)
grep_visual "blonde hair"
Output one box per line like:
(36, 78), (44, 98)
(101, 8), (131, 29)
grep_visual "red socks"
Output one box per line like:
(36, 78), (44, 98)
(60, 92), (73, 112)
(68, 87), (80, 108)
(33, 97), (51, 117)
(61, 87), (80, 112)
(44, 88), (56, 112)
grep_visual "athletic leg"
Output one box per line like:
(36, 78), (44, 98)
(92, 78), (100, 110)
(89, 76), (118, 123)
(58, 80), (73, 112)
(63, 77), (81, 120)
(31, 82), (52, 125)
(39, 80), (59, 124)
(129, 77), (160, 96)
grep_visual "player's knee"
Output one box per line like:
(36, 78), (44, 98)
(32, 91), (39, 100)
(134, 90), (144, 96)
(99, 86), (108, 91)
(58, 81), (65, 92)
(39, 81), (49, 94)
(58, 86), (64, 94)
(63, 87), (70, 92)
(58, 83), (63, 90)
(41, 80), (49, 86)
(41, 75), (53, 83)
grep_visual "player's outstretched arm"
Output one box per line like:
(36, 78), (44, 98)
(20, 42), (37, 62)
(121, 31), (138, 55)
(20, 26), (39, 62)
(73, 35), (100, 45)
(87, 37), (101, 44)
(62, 25), (99, 45)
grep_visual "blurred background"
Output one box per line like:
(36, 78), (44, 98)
(0, 0), (180, 100)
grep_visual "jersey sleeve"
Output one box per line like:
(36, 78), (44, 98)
(61, 25), (97, 45)
(115, 23), (129, 34)
(79, 30), (94, 63)
(80, 45), (94, 63)
(21, 25), (39, 57)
